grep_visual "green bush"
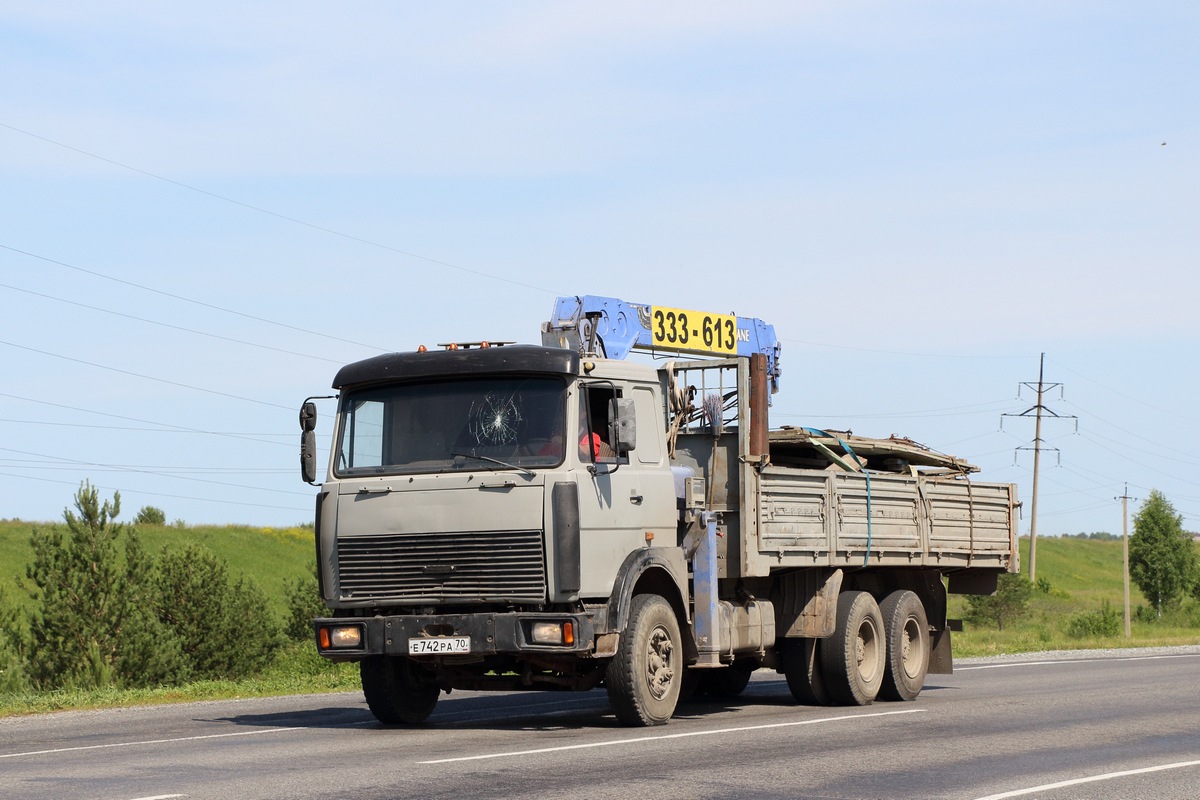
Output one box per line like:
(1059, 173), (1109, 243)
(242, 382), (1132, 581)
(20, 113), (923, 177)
(965, 573), (1033, 631)
(134, 506), (167, 526)
(284, 566), (327, 643)
(156, 544), (283, 680)
(9, 483), (288, 692)
(0, 588), (29, 695)
(1066, 601), (1122, 639)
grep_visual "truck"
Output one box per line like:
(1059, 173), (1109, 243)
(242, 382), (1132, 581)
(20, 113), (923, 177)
(300, 295), (1018, 726)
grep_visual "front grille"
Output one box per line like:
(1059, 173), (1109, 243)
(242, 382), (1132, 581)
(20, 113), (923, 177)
(336, 530), (546, 603)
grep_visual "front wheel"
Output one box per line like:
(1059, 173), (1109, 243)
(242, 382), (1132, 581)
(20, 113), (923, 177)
(820, 590), (885, 706)
(606, 594), (682, 726)
(360, 656), (441, 724)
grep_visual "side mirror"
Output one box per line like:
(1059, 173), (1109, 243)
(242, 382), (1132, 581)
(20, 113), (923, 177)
(301, 431), (318, 484)
(300, 402), (318, 484)
(610, 397), (637, 454)
(300, 401), (317, 432)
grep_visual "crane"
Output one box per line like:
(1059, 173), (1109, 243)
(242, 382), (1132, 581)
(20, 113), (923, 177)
(541, 294), (781, 394)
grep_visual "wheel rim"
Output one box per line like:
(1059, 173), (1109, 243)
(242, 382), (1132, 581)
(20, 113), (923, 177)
(645, 624), (676, 701)
(900, 615), (924, 680)
(854, 616), (881, 683)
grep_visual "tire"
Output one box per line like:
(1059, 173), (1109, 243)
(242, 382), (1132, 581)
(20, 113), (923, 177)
(702, 661), (756, 698)
(781, 638), (830, 706)
(878, 590), (930, 702)
(820, 590), (885, 706)
(606, 594), (683, 726)
(360, 656), (441, 725)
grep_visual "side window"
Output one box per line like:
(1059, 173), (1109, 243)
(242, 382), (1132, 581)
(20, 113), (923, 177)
(579, 385), (623, 463)
(344, 398), (384, 470)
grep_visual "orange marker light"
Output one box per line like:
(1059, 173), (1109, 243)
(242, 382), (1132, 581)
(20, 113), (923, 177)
(563, 621), (575, 646)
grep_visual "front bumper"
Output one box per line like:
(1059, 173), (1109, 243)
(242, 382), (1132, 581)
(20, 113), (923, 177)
(314, 611), (596, 659)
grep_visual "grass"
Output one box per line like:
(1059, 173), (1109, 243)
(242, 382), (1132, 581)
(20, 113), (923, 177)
(1, 519), (1197, 716)
(948, 535), (1200, 656)
(0, 643), (362, 716)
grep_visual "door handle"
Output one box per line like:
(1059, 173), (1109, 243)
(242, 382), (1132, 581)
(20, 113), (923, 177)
(629, 491), (644, 504)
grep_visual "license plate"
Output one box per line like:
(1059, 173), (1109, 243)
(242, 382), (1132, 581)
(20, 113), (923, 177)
(408, 636), (470, 655)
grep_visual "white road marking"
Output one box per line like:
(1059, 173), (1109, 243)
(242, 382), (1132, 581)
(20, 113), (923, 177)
(0, 694), (628, 762)
(0, 727), (295, 760)
(419, 708), (926, 764)
(957, 653), (1200, 671)
(128, 795), (185, 800)
(971, 759), (1200, 800)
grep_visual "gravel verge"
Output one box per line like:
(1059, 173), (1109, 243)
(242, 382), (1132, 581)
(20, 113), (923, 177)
(957, 643), (1200, 665)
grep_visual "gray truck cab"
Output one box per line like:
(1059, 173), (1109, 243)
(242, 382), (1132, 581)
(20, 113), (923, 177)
(309, 344), (683, 716)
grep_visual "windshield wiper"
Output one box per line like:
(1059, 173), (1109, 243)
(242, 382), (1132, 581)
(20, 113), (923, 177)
(450, 452), (535, 479)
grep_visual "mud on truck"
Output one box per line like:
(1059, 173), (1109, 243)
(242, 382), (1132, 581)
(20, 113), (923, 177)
(300, 296), (1018, 726)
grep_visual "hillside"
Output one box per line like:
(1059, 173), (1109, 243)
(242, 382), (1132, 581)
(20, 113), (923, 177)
(949, 535), (1200, 655)
(4, 519), (1196, 656)
(0, 518), (314, 621)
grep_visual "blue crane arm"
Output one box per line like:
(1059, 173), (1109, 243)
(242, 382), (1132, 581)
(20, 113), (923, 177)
(541, 294), (781, 393)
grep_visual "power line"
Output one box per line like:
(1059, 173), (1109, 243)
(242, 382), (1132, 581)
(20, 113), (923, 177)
(0, 279), (348, 364)
(0, 470), (308, 514)
(1049, 356), (1200, 426)
(779, 336), (1029, 360)
(0, 417), (291, 438)
(0, 392), (292, 448)
(0, 338), (293, 410)
(0, 121), (557, 296)
(0, 242), (389, 353)
(0, 446), (311, 497)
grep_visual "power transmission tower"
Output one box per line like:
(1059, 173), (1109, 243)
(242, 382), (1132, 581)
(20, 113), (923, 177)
(1001, 353), (1077, 583)
(1116, 483), (1136, 638)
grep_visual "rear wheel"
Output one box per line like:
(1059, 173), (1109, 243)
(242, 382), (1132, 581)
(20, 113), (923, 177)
(878, 590), (930, 701)
(360, 656), (441, 724)
(820, 591), (885, 706)
(606, 594), (682, 726)
(781, 638), (830, 705)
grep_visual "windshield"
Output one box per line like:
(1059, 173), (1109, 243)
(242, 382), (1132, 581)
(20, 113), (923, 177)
(335, 376), (568, 476)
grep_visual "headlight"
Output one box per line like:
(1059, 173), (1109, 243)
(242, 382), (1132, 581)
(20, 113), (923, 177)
(318, 624), (364, 650)
(530, 621), (575, 646)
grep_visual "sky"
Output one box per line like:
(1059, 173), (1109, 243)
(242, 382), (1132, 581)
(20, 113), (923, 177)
(1, 2), (1197, 542)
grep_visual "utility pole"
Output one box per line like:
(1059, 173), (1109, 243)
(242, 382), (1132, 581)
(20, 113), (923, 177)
(1002, 353), (1077, 584)
(1117, 483), (1135, 638)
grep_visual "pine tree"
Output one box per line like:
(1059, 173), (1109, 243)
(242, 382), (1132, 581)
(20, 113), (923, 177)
(965, 573), (1033, 631)
(18, 482), (186, 689)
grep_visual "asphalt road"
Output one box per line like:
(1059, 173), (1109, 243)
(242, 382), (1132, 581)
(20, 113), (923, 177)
(3, 647), (1198, 800)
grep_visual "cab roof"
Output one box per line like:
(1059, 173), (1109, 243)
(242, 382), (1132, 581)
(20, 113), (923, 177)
(332, 345), (580, 390)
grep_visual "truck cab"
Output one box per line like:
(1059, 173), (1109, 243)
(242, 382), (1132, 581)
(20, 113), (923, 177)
(308, 343), (688, 722)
